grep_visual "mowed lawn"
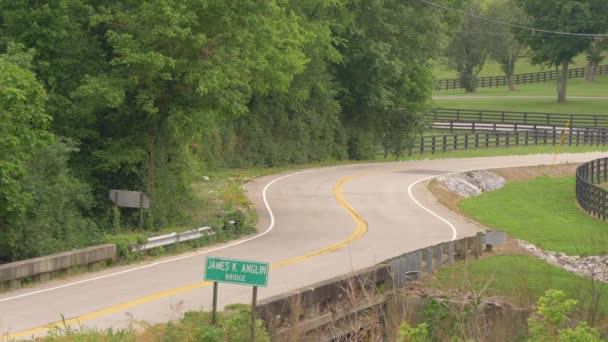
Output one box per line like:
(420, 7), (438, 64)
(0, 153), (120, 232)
(459, 176), (608, 256)
(431, 54), (595, 80)
(432, 254), (608, 311)
(434, 75), (608, 98)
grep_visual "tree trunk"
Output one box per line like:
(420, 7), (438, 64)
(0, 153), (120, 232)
(507, 70), (515, 91)
(586, 61), (597, 81)
(462, 65), (476, 93)
(557, 62), (568, 103)
(506, 58), (516, 91)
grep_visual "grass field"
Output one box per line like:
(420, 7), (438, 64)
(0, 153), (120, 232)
(459, 176), (608, 256)
(433, 75), (608, 114)
(435, 75), (608, 98)
(432, 54), (594, 80)
(432, 254), (608, 312)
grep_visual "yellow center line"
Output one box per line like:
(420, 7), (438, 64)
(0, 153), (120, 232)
(7, 168), (396, 339)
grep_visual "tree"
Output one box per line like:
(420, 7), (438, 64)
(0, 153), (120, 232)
(444, 0), (491, 93)
(337, 0), (457, 158)
(0, 47), (51, 229)
(485, 0), (528, 91)
(516, 0), (608, 102)
(585, 38), (607, 81)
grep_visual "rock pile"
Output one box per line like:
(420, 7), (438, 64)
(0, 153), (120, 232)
(518, 240), (608, 282)
(438, 170), (506, 197)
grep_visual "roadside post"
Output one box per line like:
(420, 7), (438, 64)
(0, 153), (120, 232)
(204, 257), (269, 341)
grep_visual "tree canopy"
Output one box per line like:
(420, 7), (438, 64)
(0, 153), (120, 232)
(0, 0), (458, 262)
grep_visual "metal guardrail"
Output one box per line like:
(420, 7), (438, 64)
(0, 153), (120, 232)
(437, 65), (608, 91)
(576, 158), (608, 221)
(131, 226), (216, 252)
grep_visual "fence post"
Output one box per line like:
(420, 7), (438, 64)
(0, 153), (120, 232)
(485, 133), (489, 148)
(432, 136), (436, 154)
(506, 132), (510, 147)
(465, 134), (469, 149)
(420, 137), (424, 155)
(454, 135), (458, 150)
(475, 133), (479, 149)
(443, 135), (447, 153)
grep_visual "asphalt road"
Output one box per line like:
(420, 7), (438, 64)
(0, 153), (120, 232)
(1, 152), (606, 339)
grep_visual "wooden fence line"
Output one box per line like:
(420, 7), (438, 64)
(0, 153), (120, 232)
(412, 129), (608, 156)
(437, 65), (608, 91)
(576, 158), (608, 221)
(430, 108), (607, 129)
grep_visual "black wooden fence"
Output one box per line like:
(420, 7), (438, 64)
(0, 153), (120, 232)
(430, 108), (608, 130)
(576, 158), (608, 221)
(415, 129), (608, 155)
(437, 65), (608, 91)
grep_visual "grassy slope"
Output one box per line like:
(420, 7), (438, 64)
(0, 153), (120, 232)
(459, 176), (608, 255)
(432, 254), (608, 311)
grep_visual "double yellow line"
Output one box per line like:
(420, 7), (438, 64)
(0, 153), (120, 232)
(7, 170), (379, 339)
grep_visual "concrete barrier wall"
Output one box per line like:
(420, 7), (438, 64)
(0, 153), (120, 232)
(0, 244), (117, 283)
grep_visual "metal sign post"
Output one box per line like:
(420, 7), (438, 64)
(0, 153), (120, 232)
(251, 286), (257, 342)
(212, 281), (218, 325)
(204, 257), (269, 341)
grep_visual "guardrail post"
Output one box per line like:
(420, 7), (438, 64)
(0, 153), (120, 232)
(436, 244), (444, 269)
(448, 242), (455, 266)
(405, 251), (422, 281)
(426, 247), (433, 273)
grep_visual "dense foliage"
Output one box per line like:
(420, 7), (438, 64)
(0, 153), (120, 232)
(0, 0), (458, 262)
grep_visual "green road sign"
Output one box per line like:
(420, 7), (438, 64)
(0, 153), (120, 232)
(205, 257), (269, 287)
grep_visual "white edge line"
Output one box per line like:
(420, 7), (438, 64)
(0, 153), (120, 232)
(0, 169), (316, 303)
(407, 168), (484, 242)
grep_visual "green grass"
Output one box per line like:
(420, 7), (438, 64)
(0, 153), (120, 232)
(432, 75), (608, 115)
(432, 54), (594, 80)
(434, 75), (608, 98)
(432, 254), (608, 312)
(459, 176), (608, 255)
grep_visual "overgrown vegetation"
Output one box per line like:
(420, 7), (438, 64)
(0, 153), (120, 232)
(399, 288), (604, 341)
(0, 0), (461, 263)
(26, 304), (270, 342)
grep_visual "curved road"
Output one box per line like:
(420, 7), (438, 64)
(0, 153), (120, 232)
(1, 152), (606, 339)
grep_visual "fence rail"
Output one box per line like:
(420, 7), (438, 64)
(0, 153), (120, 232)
(437, 65), (608, 91)
(415, 129), (608, 155)
(430, 108), (607, 129)
(576, 158), (608, 220)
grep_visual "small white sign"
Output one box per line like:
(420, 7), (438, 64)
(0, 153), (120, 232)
(109, 190), (150, 208)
